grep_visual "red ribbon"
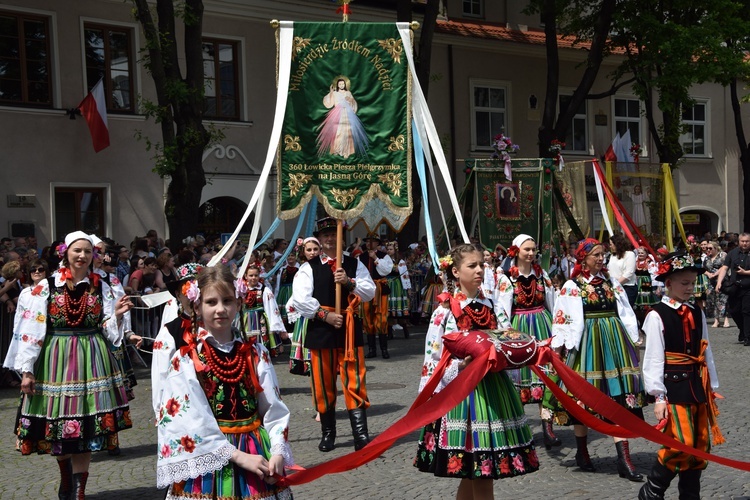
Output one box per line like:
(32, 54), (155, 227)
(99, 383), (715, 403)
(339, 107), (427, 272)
(436, 292), (463, 319)
(677, 304), (695, 343)
(277, 342), (750, 488)
(179, 331), (206, 373)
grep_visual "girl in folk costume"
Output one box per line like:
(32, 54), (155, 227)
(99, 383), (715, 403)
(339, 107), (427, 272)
(481, 248), (497, 298)
(385, 241), (412, 338)
(151, 263), (202, 417)
(494, 234), (561, 449)
(240, 262), (287, 356)
(415, 244), (538, 499)
(639, 252), (721, 500)
(275, 251), (299, 327)
(153, 265), (293, 500)
(286, 237), (321, 377)
(3, 231), (134, 499)
(551, 238), (647, 481)
(634, 246), (659, 325)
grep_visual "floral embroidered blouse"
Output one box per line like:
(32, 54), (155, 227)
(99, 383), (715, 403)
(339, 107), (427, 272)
(243, 283), (286, 334)
(3, 272), (123, 374)
(494, 267), (555, 329)
(152, 326), (292, 489)
(418, 290), (509, 394)
(550, 272), (639, 351)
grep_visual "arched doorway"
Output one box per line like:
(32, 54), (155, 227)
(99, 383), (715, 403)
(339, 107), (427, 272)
(197, 196), (255, 235)
(678, 208), (720, 238)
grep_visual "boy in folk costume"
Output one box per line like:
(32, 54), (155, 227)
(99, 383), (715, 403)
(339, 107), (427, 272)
(639, 252), (722, 500)
(289, 217), (376, 452)
(359, 233), (393, 359)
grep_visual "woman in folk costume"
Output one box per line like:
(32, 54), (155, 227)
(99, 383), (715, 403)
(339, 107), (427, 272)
(551, 238), (647, 481)
(384, 240), (412, 338)
(3, 231), (134, 499)
(481, 248), (497, 298)
(415, 244), (538, 499)
(275, 250), (300, 327)
(240, 261), (287, 356)
(153, 265), (293, 499)
(639, 252), (721, 500)
(494, 234), (561, 449)
(634, 246), (659, 325)
(286, 237), (321, 378)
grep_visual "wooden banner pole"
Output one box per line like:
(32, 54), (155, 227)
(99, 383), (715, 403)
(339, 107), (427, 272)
(336, 219), (343, 314)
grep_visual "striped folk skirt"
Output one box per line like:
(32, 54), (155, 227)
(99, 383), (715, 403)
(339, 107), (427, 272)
(507, 306), (553, 405)
(414, 370), (539, 479)
(15, 328), (131, 455)
(167, 428), (292, 500)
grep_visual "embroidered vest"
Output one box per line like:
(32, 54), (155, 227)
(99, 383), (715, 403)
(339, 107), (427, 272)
(305, 256), (363, 349)
(652, 302), (707, 404)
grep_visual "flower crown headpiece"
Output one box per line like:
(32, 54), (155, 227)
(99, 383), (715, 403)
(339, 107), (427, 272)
(656, 253), (702, 281)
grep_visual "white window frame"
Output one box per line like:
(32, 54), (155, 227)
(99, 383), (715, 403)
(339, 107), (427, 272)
(680, 98), (710, 158)
(202, 32), (246, 123)
(612, 96), (647, 157)
(558, 91), (589, 154)
(462, 0), (484, 18)
(50, 182), (112, 241)
(469, 79), (511, 152)
(0, 5), (60, 111)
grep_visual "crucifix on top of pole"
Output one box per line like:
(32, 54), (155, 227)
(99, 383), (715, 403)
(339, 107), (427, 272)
(335, 0), (353, 22)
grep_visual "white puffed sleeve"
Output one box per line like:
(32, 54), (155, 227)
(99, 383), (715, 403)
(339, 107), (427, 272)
(255, 344), (293, 466)
(641, 310), (666, 398)
(541, 270), (556, 312)
(151, 323), (178, 419)
(155, 347), (236, 489)
(493, 274), (514, 330)
(418, 305), (461, 394)
(398, 260), (412, 290)
(611, 277), (639, 344)
(550, 280), (585, 350)
(261, 286), (286, 334)
(100, 278), (124, 346)
(3, 284), (47, 374)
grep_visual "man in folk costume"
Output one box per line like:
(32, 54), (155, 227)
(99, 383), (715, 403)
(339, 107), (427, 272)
(359, 232), (393, 359)
(639, 252), (722, 500)
(290, 217), (376, 452)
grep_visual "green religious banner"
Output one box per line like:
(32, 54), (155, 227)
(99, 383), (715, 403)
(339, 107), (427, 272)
(469, 158), (554, 266)
(277, 22), (412, 220)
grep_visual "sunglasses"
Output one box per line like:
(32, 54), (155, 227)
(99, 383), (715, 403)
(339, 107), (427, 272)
(30, 267), (45, 273)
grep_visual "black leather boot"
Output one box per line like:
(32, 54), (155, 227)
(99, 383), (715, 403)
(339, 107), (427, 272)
(71, 472), (88, 500)
(638, 461), (676, 500)
(57, 458), (72, 500)
(616, 440), (643, 481)
(379, 334), (390, 359)
(387, 325), (394, 340)
(575, 435), (596, 472)
(402, 323), (409, 338)
(348, 408), (371, 451)
(677, 469), (702, 500)
(541, 420), (561, 449)
(318, 410), (337, 452)
(365, 335), (377, 358)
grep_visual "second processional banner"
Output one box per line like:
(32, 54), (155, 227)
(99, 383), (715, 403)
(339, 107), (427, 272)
(277, 22), (412, 220)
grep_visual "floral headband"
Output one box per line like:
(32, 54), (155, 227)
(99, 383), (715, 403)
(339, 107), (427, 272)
(574, 238), (601, 263)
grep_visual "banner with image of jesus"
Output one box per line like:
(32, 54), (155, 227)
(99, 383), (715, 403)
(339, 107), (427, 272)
(277, 22), (412, 220)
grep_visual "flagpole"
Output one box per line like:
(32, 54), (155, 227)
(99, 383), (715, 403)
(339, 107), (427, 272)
(336, 219), (343, 314)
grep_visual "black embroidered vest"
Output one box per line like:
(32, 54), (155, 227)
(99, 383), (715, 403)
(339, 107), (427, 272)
(652, 302), (706, 404)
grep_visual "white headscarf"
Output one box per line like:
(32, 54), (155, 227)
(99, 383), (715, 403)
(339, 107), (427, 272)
(512, 234), (534, 249)
(64, 231), (94, 248)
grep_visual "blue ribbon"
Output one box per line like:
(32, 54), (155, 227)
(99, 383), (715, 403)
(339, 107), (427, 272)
(413, 119), (440, 274)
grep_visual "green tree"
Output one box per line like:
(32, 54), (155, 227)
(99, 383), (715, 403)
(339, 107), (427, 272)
(131, 0), (221, 249)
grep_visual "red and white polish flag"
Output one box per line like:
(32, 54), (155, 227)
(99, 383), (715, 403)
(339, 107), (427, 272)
(78, 79), (110, 152)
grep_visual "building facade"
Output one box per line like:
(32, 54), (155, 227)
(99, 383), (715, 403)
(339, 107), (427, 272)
(0, 0), (744, 250)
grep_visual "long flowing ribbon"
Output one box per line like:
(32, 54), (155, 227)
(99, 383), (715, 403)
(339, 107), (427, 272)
(209, 22), (295, 268)
(412, 119), (442, 272)
(278, 343), (750, 487)
(592, 162), (615, 237)
(398, 24), (469, 244)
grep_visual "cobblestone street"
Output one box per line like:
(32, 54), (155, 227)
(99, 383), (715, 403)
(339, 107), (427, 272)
(1, 324), (749, 499)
